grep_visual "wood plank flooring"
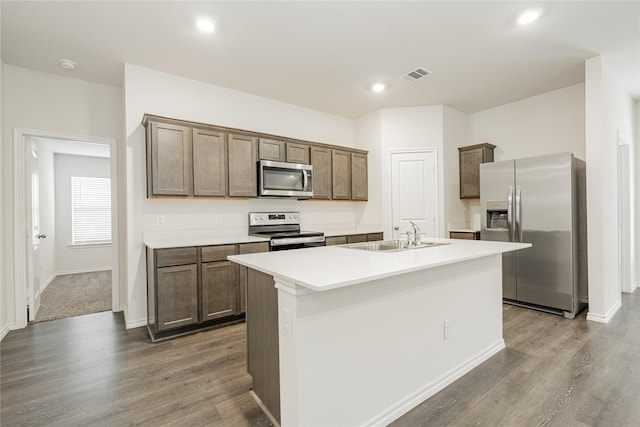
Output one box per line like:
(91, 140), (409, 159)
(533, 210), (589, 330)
(1, 313), (273, 426)
(2, 291), (639, 426)
(392, 290), (640, 427)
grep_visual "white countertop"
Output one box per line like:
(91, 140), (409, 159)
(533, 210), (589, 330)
(228, 238), (531, 292)
(143, 226), (384, 249)
(143, 234), (268, 249)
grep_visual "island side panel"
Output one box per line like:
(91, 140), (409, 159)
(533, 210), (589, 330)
(246, 268), (281, 423)
(277, 254), (504, 427)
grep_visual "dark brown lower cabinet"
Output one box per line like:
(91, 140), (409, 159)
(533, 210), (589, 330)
(156, 264), (198, 331)
(201, 261), (238, 321)
(326, 232), (383, 246)
(147, 244), (246, 342)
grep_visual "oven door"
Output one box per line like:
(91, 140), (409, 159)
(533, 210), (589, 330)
(270, 241), (325, 251)
(259, 160), (313, 198)
(269, 234), (325, 251)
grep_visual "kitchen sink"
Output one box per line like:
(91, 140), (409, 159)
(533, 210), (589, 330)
(343, 240), (450, 252)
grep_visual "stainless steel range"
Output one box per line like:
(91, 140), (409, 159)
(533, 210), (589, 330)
(249, 211), (325, 251)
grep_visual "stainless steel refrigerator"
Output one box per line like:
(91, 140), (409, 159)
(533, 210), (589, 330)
(480, 152), (588, 318)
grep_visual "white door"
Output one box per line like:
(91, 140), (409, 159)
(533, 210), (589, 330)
(26, 139), (42, 321)
(390, 150), (439, 240)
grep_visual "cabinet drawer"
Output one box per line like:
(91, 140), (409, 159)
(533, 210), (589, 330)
(449, 231), (480, 240)
(347, 234), (367, 244)
(366, 233), (384, 242)
(201, 244), (238, 263)
(156, 247), (197, 267)
(239, 242), (270, 254)
(325, 236), (347, 246)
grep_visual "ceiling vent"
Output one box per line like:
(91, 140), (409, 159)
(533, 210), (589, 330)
(401, 67), (432, 82)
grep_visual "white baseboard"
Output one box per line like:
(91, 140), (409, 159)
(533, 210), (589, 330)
(0, 324), (12, 341)
(366, 339), (506, 426)
(123, 307), (147, 329)
(39, 273), (57, 293)
(587, 299), (623, 323)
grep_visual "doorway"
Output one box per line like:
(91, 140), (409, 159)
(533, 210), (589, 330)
(13, 129), (119, 328)
(390, 149), (440, 240)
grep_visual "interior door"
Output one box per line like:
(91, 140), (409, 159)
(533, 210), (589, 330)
(26, 139), (42, 321)
(390, 150), (438, 240)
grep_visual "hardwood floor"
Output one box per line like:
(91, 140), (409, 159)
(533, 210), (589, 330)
(392, 290), (640, 427)
(0, 313), (273, 426)
(2, 291), (639, 426)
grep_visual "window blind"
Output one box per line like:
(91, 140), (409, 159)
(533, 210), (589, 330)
(71, 176), (112, 244)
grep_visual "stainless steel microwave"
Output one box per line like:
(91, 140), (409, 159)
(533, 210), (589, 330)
(258, 160), (313, 198)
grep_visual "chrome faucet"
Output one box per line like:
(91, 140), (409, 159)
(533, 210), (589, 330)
(408, 221), (421, 246)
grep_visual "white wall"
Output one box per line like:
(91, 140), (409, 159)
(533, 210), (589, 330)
(1, 65), (122, 331)
(380, 106), (446, 238)
(635, 101), (640, 291)
(443, 107), (471, 229)
(54, 154), (112, 273)
(585, 56), (636, 322)
(0, 56), (5, 339)
(355, 110), (383, 229)
(123, 64), (360, 327)
(465, 84), (586, 225)
(470, 84), (586, 161)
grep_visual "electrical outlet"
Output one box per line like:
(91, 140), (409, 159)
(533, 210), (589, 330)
(156, 216), (165, 226)
(281, 308), (292, 339)
(444, 319), (452, 340)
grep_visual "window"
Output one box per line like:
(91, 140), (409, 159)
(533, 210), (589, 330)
(71, 176), (111, 245)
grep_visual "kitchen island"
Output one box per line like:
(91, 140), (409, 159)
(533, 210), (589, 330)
(229, 238), (530, 426)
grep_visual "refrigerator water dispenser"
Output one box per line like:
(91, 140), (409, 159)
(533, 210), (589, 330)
(485, 201), (508, 230)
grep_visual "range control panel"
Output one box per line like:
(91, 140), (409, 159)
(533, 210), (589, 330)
(249, 212), (301, 226)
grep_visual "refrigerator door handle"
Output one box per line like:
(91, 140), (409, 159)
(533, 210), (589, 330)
(507, 186), (514, 242)
(515, 185), (522, 242)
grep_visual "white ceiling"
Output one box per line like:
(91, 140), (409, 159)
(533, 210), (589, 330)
(2, 1), (639, 118)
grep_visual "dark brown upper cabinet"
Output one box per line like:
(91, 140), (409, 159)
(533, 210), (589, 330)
(458, 143), (496, 199)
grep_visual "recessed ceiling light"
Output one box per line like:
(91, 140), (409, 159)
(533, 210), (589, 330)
(59, 59), (77, 71)
(196, 17), (215, 33)
(517, 9), (541, 25)
(371, 83), (386, 92)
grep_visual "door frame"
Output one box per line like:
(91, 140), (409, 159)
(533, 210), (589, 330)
(13, 128), (120, 329)
(387, 148), (442, 239)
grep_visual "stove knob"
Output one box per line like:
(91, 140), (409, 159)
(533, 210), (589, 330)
(260, 215), (264, 220)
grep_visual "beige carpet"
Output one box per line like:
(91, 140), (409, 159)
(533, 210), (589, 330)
(33, 270), (112, 323)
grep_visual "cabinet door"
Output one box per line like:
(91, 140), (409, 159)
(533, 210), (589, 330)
(201, 261), (238, 321)
(286, 142), (309, 164)
(332, 149), (351, 200)
(310, 146), (332, 199)
(149, 121), (192, 196)
(459, 144), (495, 199)
(193, 128), (226, 197)
(228, 134), (258, 197)
(351, 152), (368, 201)
(238, 242), (270, 313)
(156, 264), (198, 332)
(258, 138), (286, 161)
(459, 148), (483, 198)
